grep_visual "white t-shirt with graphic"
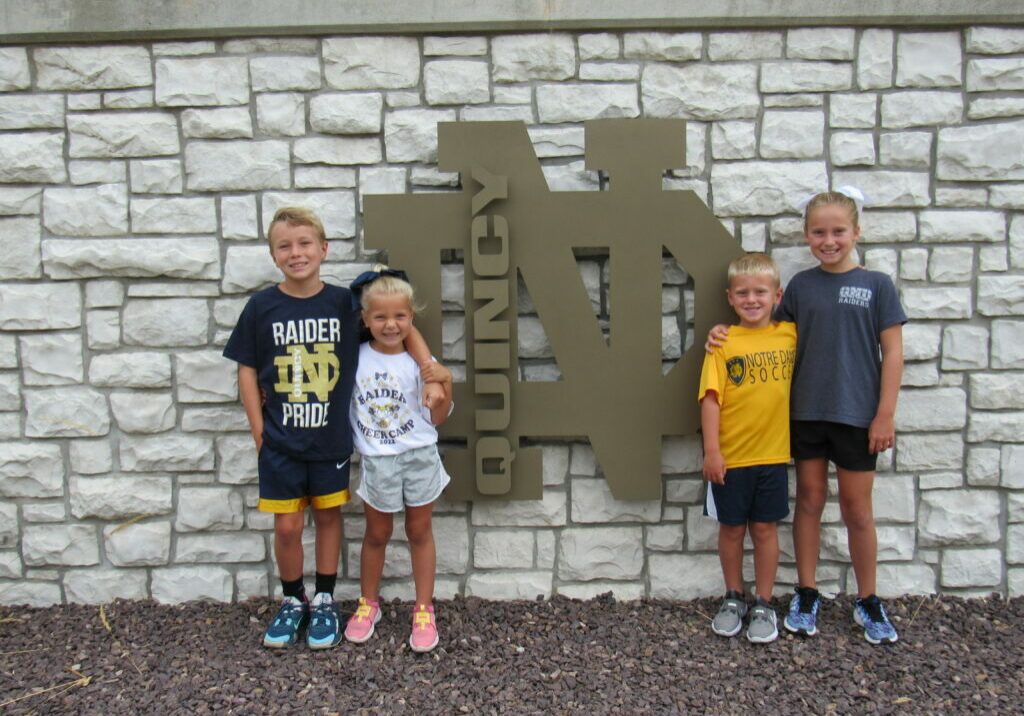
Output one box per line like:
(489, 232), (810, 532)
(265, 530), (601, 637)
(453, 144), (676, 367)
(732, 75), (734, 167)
(350, 342), (437, 457)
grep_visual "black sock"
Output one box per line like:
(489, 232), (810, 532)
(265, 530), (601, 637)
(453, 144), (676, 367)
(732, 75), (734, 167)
(314, 572), (337, 597)
(281, 577), (305, 601)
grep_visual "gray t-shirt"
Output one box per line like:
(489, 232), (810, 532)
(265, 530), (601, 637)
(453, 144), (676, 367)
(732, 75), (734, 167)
(776, 267), (906, 428)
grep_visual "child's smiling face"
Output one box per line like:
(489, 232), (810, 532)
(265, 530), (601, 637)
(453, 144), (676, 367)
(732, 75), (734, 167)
(726, 273), (782, 329)
(804, 202), (860, 273)
(363, 293), (414, 354)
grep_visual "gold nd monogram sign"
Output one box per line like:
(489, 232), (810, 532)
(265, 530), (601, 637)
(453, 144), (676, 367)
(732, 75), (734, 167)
(365, 119), (743, 500)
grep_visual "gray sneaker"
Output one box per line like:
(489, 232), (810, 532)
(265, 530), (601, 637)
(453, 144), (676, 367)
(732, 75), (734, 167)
(711, 590), (748, 637)
(746, 599), (779, 644)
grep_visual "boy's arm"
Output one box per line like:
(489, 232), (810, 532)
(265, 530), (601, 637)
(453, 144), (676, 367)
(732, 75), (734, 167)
(700, 393), (727, 484)
(868, 324), (904, 454)
(238, 365), (264, 452)
(427, 370), (454, 426)
(404, 324), (452, 408)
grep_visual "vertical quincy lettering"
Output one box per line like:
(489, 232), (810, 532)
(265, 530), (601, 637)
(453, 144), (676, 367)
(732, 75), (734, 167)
(470, 166), (513, 494)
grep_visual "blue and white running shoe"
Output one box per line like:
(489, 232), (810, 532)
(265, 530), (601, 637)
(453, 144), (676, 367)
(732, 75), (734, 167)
(853, 594), (899, 645)
(263, 595), (309, 648)
(306, 592), (342, 649)
(783, 586), (821, 636)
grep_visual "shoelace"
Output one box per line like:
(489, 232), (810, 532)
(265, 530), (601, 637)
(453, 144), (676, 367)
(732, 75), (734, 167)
(413, 608), (432, 631)
(797, 590), (818, 614)
(354, 603), (375, 621)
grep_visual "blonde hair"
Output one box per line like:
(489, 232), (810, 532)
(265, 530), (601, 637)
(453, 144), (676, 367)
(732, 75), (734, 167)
(359, 264), (424, 314)
(728, 253), (780, 287)
(803, 191), (859, 231)
(267, 206), (326, 248)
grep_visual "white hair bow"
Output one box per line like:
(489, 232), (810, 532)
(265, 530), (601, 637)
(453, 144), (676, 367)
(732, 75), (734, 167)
(796, 185), (868, 216)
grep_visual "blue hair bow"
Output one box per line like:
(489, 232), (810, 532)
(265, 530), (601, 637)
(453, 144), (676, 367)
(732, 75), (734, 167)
(350, 268), (410, 301)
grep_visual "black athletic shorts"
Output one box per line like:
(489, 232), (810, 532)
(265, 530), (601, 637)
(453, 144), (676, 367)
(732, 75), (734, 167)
(791, 420), (877, 472)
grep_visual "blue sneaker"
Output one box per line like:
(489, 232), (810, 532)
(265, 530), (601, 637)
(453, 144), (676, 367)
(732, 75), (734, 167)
(854, 594), (899, 645)
(307, 592), (342, 650)
(262, 596), (309, 648)
(783, 586), (821, 636)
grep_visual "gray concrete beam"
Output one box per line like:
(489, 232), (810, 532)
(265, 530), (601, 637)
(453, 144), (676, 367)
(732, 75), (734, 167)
(3, 0), (1024, 43)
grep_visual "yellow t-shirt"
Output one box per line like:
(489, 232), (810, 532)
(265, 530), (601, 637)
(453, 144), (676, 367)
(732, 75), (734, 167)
(697, 321), (797, 468)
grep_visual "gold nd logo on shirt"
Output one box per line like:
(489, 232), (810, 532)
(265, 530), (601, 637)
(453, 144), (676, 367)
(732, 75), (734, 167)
(273, 344), (340, 427)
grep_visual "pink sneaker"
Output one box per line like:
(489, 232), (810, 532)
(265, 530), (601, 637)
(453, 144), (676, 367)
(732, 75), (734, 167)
(344, 597), (381, 643)
(409, 603), (439, 653)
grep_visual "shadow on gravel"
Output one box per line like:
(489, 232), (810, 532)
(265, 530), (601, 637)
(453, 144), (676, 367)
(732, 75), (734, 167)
(1, 594), (1022, 714)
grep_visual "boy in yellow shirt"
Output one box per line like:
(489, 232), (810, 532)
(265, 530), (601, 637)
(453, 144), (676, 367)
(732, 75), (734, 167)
(698, 253), (796, 644)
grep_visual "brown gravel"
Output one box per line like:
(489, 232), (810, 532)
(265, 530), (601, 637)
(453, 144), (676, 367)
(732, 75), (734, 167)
(1, 594), (1021, 714)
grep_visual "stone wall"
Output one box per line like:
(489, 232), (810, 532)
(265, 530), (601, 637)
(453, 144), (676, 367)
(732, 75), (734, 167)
(1, 26), (1023, 606)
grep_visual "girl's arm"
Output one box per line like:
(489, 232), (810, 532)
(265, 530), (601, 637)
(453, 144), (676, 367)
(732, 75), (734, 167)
(868, 324), (904, 454)
(700, 393), (727, 484)
(238, 364), (264, 452)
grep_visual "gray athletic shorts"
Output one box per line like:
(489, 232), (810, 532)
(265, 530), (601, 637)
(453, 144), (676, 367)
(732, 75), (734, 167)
(356, 444), (451, 513)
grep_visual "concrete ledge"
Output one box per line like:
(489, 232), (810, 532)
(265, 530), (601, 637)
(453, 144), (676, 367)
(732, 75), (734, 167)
(4, 0), (1024, 43)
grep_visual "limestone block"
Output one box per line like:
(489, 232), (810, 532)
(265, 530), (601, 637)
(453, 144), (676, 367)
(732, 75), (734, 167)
(970, 373), (1024, 410)
(223, 37), (317, 54)
(967, 57), (1024, 91)
(895, 388), (966, 431)
(939, 325), (987, 371)
(643, 63), (759, 120)
(261, 191), (355, 239)
(0, 551), (21, 578)
(69, 440), (112, 475)
(0, 502), (16, 548)
(0, 215), (40, 280)
(67, 93), (100, 110)
(222, 245), (278, 293)
(219, 196), (257, 240)
(24, 387), (109, 438)
(662, 316), (681, 359)
(1004, 445), (1024, 488)
(537, 83), (638, 124)
(70, 475), (172, 519)
(153, 41), (215, 57)
(0, 373), (19, 411)
(665, 478), (703, 504)
(919, 489), (1000, 546)
(978, 276), (1024, 316)
(574, 32), (617, 60)
(541, 444), (569, 487)
(155, 57), (248, 106)
(104, 520), (171, 566)
(760, 110), (824, 159)
(579, 62), (639, 82)
(236, 569), (269, 600)
(131, 197), (216, 234)
(293, 136), (381, 166)
(919, 210), (1004, 244)
(0, 443), (63, 498)
(68, 160), (126, 185)
(23, 524), (98, 566)
(122, 298), (209, 347)
(64, 569), (148, 604)
(256, 93), (305, 136)
(89, 352), (172, 388)
(20, 333), (82, 386)
(185, 141), (290, 191)
(433, 516), (469, 574)
(644, 523), (683, 551)
(623, 32), (701, 61)
(854, 28), (894, 89)
(1009, 525), (1024, 565)
(471, 490), (566, 527)
(181, 406), (248, 433)
(309, 92), (383, 135)
(174, 351), (237, 403)
(967, 27), (1024, 54)
(971, 411), (1024, 443)
(937, 120), (1024, 181)
(43, 184), (126, 238)
(901, 287), (971, 320)
(108, 392), (175, 433)
(35, 46), (151, 90)
(0, 581), (62, 607)
(473, 530), (533, 569)
(760, 61), (852, 93)
(121, 435), (214, 472)
(712, 161), (827, 216)
(324, 36), (421, 89)
(541, 161), (599, 191)
(424, 60), (489, 105)
(177, 533), (266, 563)
(152, 566), (233, 603)
(128, 159), (183, 194)
(706, 31), (781, 60)
(217, 435), (257, 485)
(0, 47), (30, 90)
(517, 316), (554, 359)
(786, 27), (854, 60)
(465, 571), (552, 600)
(384, 109), (457, 163)
(902, 361), (937, 386)
(966, 447), (1001, 487)
(0, 95), (62, 132)
(176, 487), (247, 531)
(880, 91), (963, 129)
(0, 132), (66, 184)
(860, 211), (917, 243)
(992, 320), (1024, 369)
(896, 32), (962, 87)
(421, 35), (486, 56)
(559, 527), (643, 581)
(968, 96), (1024, 120)
(103, 88), (153, 109)
(870, 563), (935, 598)
(649, 553), (721, 599)
(67, 112), (179, 160)
(570, 478), (661, 524)
(833, 170), (930, 207)
(662, 435), (703, 475)
(180, 107), (253, 139)
(830, 132), (875, 166)
(895, 434), (963, 472)
(250, 56), (320, 92)
(49, 238), (219, 281)
(877, 132), (931, 170)
(0, 187), (41, 217)
(491, 33), (574, 82)
(527, 126), (585, 160)
(941, 549), (1002, 588)
(709, 121), (754, 160)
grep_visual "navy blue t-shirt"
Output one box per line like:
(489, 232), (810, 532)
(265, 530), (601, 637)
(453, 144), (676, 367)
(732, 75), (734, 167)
(776, 267), (906, 428)
(223, 283), (360, 460)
